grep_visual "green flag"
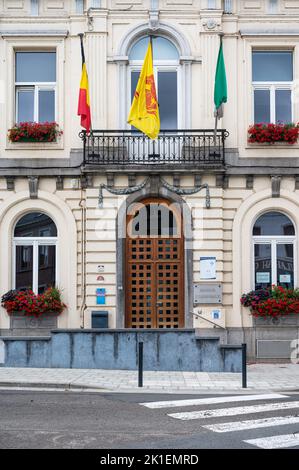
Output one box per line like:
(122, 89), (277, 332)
(214, 40), (227, 118)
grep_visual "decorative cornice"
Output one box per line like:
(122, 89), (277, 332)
(99, 177), (150, 207)
(56, 176), (64, 191)
(160, 177), (211, 208)
(240, 28), (299, 36)
(246, 175), (254, 190)
(202, 18), (222, 32)
(0, 30), (69, 37)
(98, 176), (211, 208)
(149, 12), (159, 31)
(271, 175), (281, 198)
(5, 176), (15, 191)
(28, 176), (39, 199)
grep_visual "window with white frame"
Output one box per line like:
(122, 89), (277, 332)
(207, 0), (217, 8)
(223, 0), (233, 13)
(253, 212), (295, 290)
(129, 36), (179, 129)
(268, 0), (279, 14)
(13, 212), (57, 294)
(30, 0), (39, 16)
(15, 51), (56, 123)
(252, 50), (293, 124)
(90, 0), (101, 7)
(75, 0), (85, 14)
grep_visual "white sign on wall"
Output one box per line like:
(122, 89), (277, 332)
(200, 257), (216, 280)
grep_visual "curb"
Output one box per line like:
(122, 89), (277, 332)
(0, 381), (109, 391)
(0, 381), (298, 394)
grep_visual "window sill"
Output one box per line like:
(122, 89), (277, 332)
(246, 142), (299, 149)
(6, 140), (63, 150)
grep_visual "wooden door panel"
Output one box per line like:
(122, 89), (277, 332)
(125, 199), (184, 329)
(156, 261), (183, 328)
(127, 261), (156, 328)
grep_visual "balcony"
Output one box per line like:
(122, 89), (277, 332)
(80, 129), (229, 171)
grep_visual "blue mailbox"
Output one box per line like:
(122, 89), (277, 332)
(91, 311), (109, 328)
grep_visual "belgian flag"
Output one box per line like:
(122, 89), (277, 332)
(78, 34), (91, 133)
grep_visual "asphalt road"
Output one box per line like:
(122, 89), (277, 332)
(0, 390), (299, 449)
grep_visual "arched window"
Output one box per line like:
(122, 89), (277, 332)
(128, 36), (180, 129)
(253, 211), (295, 289)
(13, 212), (57, 294)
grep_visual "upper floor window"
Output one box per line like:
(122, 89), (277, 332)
(30, 0), (39, 16)
(223, 0), (233, 13)
(76, 0), (85, 13)
(15, 51), (56, 123)
(268, 0), (279, 14)
(252, 51), (293, 124)
(207, 0), (217, 8)
(129, 37), (179, 129)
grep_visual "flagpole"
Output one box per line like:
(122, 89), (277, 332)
(78, 33), (93, 136)
(78, 33), (85, 67)
(214, 33), (224, 147)
(149, 34), (158, 154)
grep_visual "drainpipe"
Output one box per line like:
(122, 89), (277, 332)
(79, 188), (87, 329)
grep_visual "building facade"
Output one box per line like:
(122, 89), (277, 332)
(1, 0), (299, 360)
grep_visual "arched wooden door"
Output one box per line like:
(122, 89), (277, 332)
(125, 198), (184, 329)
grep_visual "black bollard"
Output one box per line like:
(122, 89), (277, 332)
(242, 343), (247, 389)
(138, 342), (143, 388)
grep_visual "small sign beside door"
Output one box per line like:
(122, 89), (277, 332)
(194, 284), (222, 305)
(200, 257), (216, 280)
(96, 288), (106, 305)
(211, 309), (221, 320)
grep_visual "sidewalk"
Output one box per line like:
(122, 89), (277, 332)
(0, 364), (298, 393)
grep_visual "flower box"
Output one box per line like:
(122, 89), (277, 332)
(241, 285), (299, 319)
(1, 288), (66, 318)
(253, 313), (299, 327)
(248, 123), (299, 145)
(10, 311), (58, 333)
(8, 122), (63, 143)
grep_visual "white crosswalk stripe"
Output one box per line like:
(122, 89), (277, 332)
(203, 415), (299, 433)
(244, 434), (299, 449)
(168, 400), (299, 421)
(140, 393), (287, 409)
(139, 394), (299, 448)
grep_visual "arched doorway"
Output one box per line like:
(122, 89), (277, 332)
(125, 198), (184, 328)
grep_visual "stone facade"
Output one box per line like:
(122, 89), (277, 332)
(0, 0), (299, 361)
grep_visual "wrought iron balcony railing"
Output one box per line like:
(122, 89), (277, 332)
(80, 129), (229, 168)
